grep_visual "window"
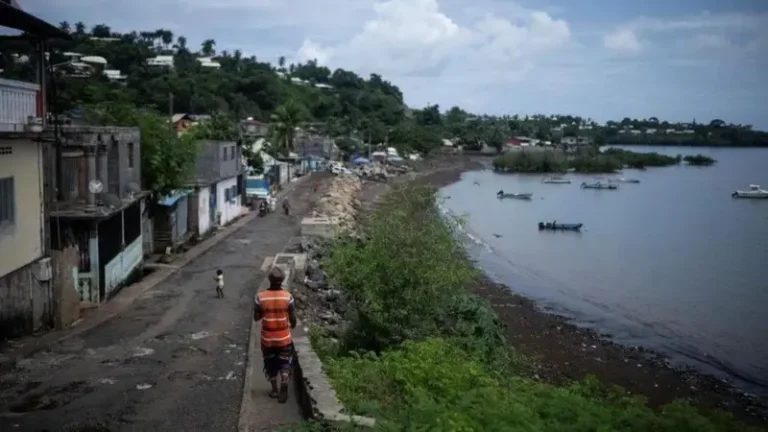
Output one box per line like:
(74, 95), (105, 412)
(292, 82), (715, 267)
(127, 142), (135, 168)
(225, 187), (231, 202)
(231, 146), (236, 160)
(0, 177), (15, 228)
(222, 146), (228, 161)
(230, 185), (237, 202)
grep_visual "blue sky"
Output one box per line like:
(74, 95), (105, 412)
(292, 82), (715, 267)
(16, 0), (768, 129)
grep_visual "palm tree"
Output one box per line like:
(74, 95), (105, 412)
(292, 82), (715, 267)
(74, 22), (86, 35)
(201, 39), (216, 56)
(160, 30), (174, 49)
(59, 21), (70, 32)
(175, 36), (187, 51)
(269, 101), (306, 156)
(278, 56), (286, 71)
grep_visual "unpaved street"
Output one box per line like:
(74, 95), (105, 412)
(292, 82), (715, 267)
(0, 174), (328, 432)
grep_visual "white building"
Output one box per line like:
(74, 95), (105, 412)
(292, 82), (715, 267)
(197, 57), (221, 69)
(147, 55), (174, 68)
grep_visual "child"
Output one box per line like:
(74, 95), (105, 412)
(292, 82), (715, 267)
(215, 269), (224, 298)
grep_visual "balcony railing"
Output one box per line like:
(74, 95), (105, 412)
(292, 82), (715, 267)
(0, 77), (40, 133)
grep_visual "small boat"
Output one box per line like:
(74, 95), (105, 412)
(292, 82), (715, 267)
(732, 185), (768, 199)
(581, 181), (618, 190)
(616, 177), (640, 183)
(542, 176), (571, 184)
(538, 222), (583, 231)
(497, 190), (533, 200)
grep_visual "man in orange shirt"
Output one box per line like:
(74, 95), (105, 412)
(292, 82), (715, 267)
(254, 267), (298, 403)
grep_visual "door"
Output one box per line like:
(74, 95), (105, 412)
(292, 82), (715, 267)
(176, 196), (189, 239)
(209, 184), (217, 226)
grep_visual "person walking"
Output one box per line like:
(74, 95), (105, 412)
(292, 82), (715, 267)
(253, 267), (297, 403)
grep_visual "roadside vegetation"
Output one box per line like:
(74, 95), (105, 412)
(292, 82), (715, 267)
(306, 184), (754, 431)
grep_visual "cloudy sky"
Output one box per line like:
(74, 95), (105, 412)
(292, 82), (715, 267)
(18, 0), (768, 129)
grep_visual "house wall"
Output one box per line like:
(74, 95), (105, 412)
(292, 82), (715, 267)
(58, 126), (141, 201)
(197, 186), (211, 235)
(192, 140), (242, 185)
(0, 261), (52, 339)
(0, 139), (45, 278)
(216, 176), (240, 226)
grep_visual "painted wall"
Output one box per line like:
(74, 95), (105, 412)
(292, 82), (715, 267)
(216, 176), (240, 226)
(103, 235), (143, 297)
(0, 261), (52, 339)
(0, 139), (44, 278)
(197, 186), (211, 235)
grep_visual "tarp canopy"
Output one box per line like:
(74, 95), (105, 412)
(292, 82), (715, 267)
(352, 157), (370, 165)
(159, 189), (192, 207)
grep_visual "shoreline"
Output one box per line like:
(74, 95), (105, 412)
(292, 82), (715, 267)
(397, 157), (767, 425)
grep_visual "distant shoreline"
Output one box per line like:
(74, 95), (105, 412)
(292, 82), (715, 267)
(402, 156), (768, 426)
(605, 141), (768, 148)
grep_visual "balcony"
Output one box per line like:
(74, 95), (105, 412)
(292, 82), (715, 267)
(0, 77), (41, 133)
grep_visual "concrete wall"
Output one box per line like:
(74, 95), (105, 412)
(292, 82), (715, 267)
(197, 186), (211, 235)
(58, 126), (142, 200)
(103, 235), (143, 298)
(192, 140), (242, 185)
(51, 245), (80, 329)
(0, 139), (45, 278)
(0, 261), (52, 339)
(216, 176), (240, 226)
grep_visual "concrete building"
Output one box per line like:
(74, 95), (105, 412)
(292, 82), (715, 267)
(0, 2), (73, 338)
(187, 140), (244, 237)
(49, 126), (148, 305)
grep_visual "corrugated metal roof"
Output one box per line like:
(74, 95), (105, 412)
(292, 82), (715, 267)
(159, 189), (192, 207)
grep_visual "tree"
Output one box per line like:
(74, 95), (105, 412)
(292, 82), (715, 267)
(201, 39), (216, 56)
(269, 100), (307, 156)
(59, 21), (70, 32)
(74, 22), (86, 35)
(486, 126), (505, 153)
(175, 36), (187, 51)
(160, 30), (173, 49)
(91, 24), (111, 38)
(278, 56), (286, 70)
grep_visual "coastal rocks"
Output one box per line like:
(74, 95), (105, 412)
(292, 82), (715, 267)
(352, 162), (410, 182)
(314, 176), (363, 233)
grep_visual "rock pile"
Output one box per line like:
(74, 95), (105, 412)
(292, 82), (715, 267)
(289, 238), (347, 336)
(352, 162), (411, 181)
(313, 175), (362, 233)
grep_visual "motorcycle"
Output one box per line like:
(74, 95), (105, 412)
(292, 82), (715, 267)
(258, 200), (268, 217)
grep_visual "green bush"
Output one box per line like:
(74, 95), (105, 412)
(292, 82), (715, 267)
(325, 184), (477, 353)
(325, 339), (758, 432)
(602, 148), (679, 168)
(683, 154), (716, 166)
(492, 151), (568, 173)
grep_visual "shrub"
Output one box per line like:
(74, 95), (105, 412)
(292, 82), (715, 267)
(324, 184), (476, 353)
(492, 151), (568, 173)
(683, 154), (716, 166)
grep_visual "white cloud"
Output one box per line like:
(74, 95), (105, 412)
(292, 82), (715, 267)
(603, 29), (643, 54)
(296, 0), (571, 79)
(296, 40), (332, 65)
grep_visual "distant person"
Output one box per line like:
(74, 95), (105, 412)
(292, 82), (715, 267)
(254, 267), (297, 403)
(214, 269), (224, 299)
(282, 198), (290, 216)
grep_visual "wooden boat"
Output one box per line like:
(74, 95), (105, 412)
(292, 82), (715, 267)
(542, 176), (571, 184)
(581, 181), (618, 190)
(497, 191), (533, 200)
(732, 185), (768, 199)
(538, 222), (583, 231)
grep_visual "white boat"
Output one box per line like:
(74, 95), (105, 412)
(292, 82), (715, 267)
(616, 177), (640, 183)
(732, 185), (768, 199)
(542, 176), (571, 184)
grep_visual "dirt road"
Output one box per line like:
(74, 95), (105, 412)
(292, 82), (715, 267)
(0, 174), (329, 432)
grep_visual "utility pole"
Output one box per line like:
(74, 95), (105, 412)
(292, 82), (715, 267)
(168, 92), (174, 136)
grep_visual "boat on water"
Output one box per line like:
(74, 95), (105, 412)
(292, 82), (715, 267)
(542, 176), (571, 184)
(538, 222), (583, 231)
(616, 177), (640, 183)
(581, 181), (619, 190)
(732, 185), (768, 199)
(497, 190), (533, 200)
